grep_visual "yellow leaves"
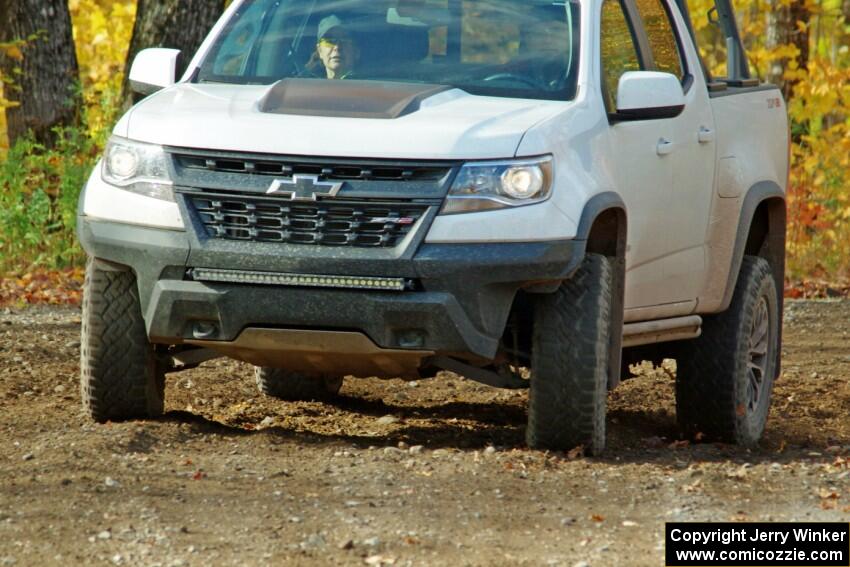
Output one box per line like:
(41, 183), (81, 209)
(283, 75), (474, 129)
(70, 0), (136, 94)
(68, 0), (136, 139)
(786, 57), (850, 125)
(787, 119), (850, 279)
(2, 45), (23, 61)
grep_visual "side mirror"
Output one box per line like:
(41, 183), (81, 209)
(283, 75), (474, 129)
(615, 71), (685, 120)
(129, 48), (182, 96)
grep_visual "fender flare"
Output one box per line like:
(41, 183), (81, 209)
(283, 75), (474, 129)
(576, 191), (628, 247)
(720, 180), (786, 312)
(524, 191), (627, 290)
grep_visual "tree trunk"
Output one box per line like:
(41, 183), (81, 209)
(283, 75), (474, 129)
(764, 0), (787, 87)
(0, 0), (80, 147)
(784, 1), (810, 100)
(765, 0), (810, 99)
(122, 0), (226, 106)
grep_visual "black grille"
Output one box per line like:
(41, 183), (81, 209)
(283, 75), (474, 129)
(174, 153), (450, 182)
(189, 194), (428, 247)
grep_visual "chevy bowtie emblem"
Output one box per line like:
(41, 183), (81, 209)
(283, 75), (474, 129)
(266, 175), (344, 201)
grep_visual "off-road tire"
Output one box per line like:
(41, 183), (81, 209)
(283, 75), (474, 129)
(255, 367), (344, 401)
(80, 259), (165, 422)
(675, 256), (779, 446)
(527, 253), (613, 454)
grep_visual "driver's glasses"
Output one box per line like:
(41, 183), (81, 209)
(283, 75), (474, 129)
(318, 36), (353, 49)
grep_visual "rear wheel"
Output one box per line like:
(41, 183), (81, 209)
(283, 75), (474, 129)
(255, 367), (343, 401)
(675, 256), (779, 445)
(527, 254), (613, 454)
(80, 259), (165, 422)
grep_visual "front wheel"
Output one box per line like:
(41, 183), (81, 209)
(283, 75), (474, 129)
(527, 254), (613, 454)
(80, 259), (165, 422)
(675, 256), (779, 445)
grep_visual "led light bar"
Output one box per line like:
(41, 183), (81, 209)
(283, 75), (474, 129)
(190, 268), (409, 292)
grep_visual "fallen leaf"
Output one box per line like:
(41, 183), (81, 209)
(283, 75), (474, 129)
(566, 445), (585, 460)
(591, 514), (604, 522)
(818, 489), (840, 500)
(364, 555), (396, 566)
(0, 267), (84, 307)
(726, 466), (748, 480)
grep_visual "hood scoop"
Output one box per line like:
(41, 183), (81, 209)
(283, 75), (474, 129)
(258, 78), (451, 120)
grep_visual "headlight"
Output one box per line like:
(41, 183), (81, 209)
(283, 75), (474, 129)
(101, 137), (174, 201)
(441, 156), (553, 214)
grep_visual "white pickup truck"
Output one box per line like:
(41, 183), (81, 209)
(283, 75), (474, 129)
(77, 0), (788, 453)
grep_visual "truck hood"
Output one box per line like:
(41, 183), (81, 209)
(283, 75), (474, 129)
(122, 83), (568, 160)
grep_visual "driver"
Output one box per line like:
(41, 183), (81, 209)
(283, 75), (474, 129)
(306, 15), (360, 80)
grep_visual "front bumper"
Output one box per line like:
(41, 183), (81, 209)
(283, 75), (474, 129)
(78, 217), (582, 362)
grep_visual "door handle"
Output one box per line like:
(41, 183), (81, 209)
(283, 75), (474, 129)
(656, 138), (675, 156)
(698, 126), (715, 144)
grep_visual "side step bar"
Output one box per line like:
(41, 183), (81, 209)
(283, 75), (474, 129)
(622, 315), (702, 348)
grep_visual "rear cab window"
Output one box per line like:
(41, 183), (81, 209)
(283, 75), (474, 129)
(633, 0), (688, 83)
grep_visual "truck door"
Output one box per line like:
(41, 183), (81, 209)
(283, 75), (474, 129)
(632, 0), (716, 305)
(603, 0), (716, 313)
(601, 0), (676, 310)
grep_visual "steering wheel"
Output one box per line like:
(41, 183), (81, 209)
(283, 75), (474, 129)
(482, 73), (546, 90)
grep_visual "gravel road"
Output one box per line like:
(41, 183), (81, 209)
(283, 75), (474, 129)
(0, 300), (848, 566)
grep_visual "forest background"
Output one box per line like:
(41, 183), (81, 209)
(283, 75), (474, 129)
(0, 0), (848, 304)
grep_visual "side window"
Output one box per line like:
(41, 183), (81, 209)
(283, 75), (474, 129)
(211, 0), (267, 76)
(634, 0), (685, 79)
(600, 0), (642, 111)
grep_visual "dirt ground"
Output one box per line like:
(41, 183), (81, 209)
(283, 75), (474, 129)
(0, 299), (849, 566)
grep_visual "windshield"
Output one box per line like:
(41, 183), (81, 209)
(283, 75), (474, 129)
(196, 0), (580, 101)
